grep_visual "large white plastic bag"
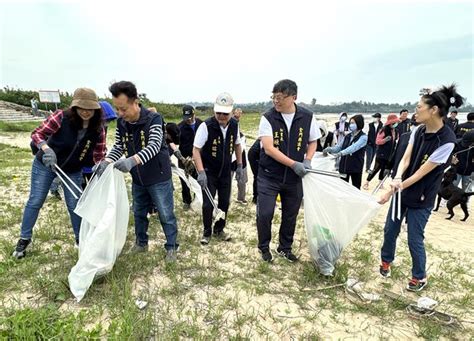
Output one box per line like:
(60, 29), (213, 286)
(311, 152), (337, 172)
(303, 173), (380, 275)
(68, 166), (129, 302)
(171, 165), (203, 212)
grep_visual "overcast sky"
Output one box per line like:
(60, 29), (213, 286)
(1, 0), (473, 104)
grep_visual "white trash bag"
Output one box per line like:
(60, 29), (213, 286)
(311, 152), (337, 172)
(68, 165), (129, 302)
(303, 173), (380, 276)
(171, 165), (203, 212)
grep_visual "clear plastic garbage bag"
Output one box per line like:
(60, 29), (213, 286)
(311, 152), (337, 172)
(68, 165), (129, 302)
(171, 165), (203, 212)
(303, 172), (380, 276)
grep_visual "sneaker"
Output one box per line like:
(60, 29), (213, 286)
(12, 238), (31, 259)
(277, 249), (298, 262)
(236, 199), (248, 204)
(165, 249), (177, 263)
(214, 231), (232, 242)
(407, 278), (428, 292)
(200, 235), (211, 245)
(131, 244), (148, 253)
(260, 249), (273, 263)
(379, 261), (391, 278)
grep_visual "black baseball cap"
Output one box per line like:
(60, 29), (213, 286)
(372, 113), (381, 118)
(182, 105), (194, 119)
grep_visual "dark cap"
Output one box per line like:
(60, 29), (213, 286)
(372, 113), (381, 118)
(182, 105), (194, 119)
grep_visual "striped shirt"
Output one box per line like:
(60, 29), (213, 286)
(107, 122), (163, 164)
(31, 110), (106, 163)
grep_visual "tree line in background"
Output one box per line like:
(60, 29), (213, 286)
(1, 87), (473, 118)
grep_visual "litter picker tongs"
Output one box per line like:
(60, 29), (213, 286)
(54, 164), (83, 200)
(203, 186), (226, 222)
(306, 169), (342, 178)
(391, 189), (402, 222)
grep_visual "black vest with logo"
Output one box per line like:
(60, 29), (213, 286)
(402, 124), (456, 208)
(259, 105), (313, 184)
(339, 131), (366, 174)
(118, 108), (171, 186)
(36, 111), (100, 173)
(178, 118), (203, 157)
(201, 117), (238, 178)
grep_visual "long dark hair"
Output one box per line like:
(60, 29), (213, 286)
(421, 84), (464, 118)
(67, 107), (104, 134)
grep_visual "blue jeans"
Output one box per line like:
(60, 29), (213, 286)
(381, 201), (432, 280)
(132, 179), (179, 250)
(20, 158), (83, 242)
(365, 144), (375, 171)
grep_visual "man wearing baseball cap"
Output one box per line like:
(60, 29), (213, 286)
(366, 113), (383, 172)
(193, 93), (244, 245)
(177, 105), (203, 209)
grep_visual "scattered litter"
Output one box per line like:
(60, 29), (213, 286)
(135, 299), (148, 310)
(345, 278), (381, 303)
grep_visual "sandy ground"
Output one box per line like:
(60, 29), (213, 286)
(1, 116), (472, 339)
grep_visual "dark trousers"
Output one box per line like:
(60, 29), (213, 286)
(247, 149), (259, 201)
(367, 157), (389, 182)
(178, 159), (197, 205)
(342, 172), (362, 189)
(256, 176), (303, 253)
(365, 144), (376, 171)
(202, 174), (231, 237)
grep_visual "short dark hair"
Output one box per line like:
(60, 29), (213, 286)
(421, 84), (464, 118)
(400, 109), (409, 115)
(272, 79), (297, 96)
(109, 81), (138, 100)
(451, 110), (458, 114)
(467, 112), (474, 121)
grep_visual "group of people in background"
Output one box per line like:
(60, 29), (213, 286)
(12, 79), (473, 292)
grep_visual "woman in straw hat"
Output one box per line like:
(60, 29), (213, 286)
(12, 88), (106, 259)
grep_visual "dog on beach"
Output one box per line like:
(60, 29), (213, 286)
(433, 166), (473, 221)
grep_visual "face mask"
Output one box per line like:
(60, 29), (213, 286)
(349, 123), (358, 132)
(373, 118), (380, 123)
(392, 123), (399, 128)
(341, 116), (347, 122)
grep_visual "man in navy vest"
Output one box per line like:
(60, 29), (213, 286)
(177, 105), (203, 209)
(193, 93), (244, 245)
(95, 81), (179, 263)
(257, 79), (320, 263)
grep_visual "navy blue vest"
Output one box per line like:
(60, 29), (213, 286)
(118, 108), (171, 186)
(339, 131), (366, 174)
(178, 118), (203, 157)
(402, 124), (456, 208)
(36, 111), (100, 173)
(259, 105), (313, 184)
(201, 117), (238, 178)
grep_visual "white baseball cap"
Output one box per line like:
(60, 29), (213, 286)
(213, 92), (234, 113)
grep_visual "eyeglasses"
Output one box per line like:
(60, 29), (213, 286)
(215, 112), (230, 116)
(270, 94), (291, 102)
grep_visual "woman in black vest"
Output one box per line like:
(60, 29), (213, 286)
(13, 88), (106, 259)
(323, 115), (367, 189)
(362, 114), (400, 190)
(378, 84), (462, 292)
